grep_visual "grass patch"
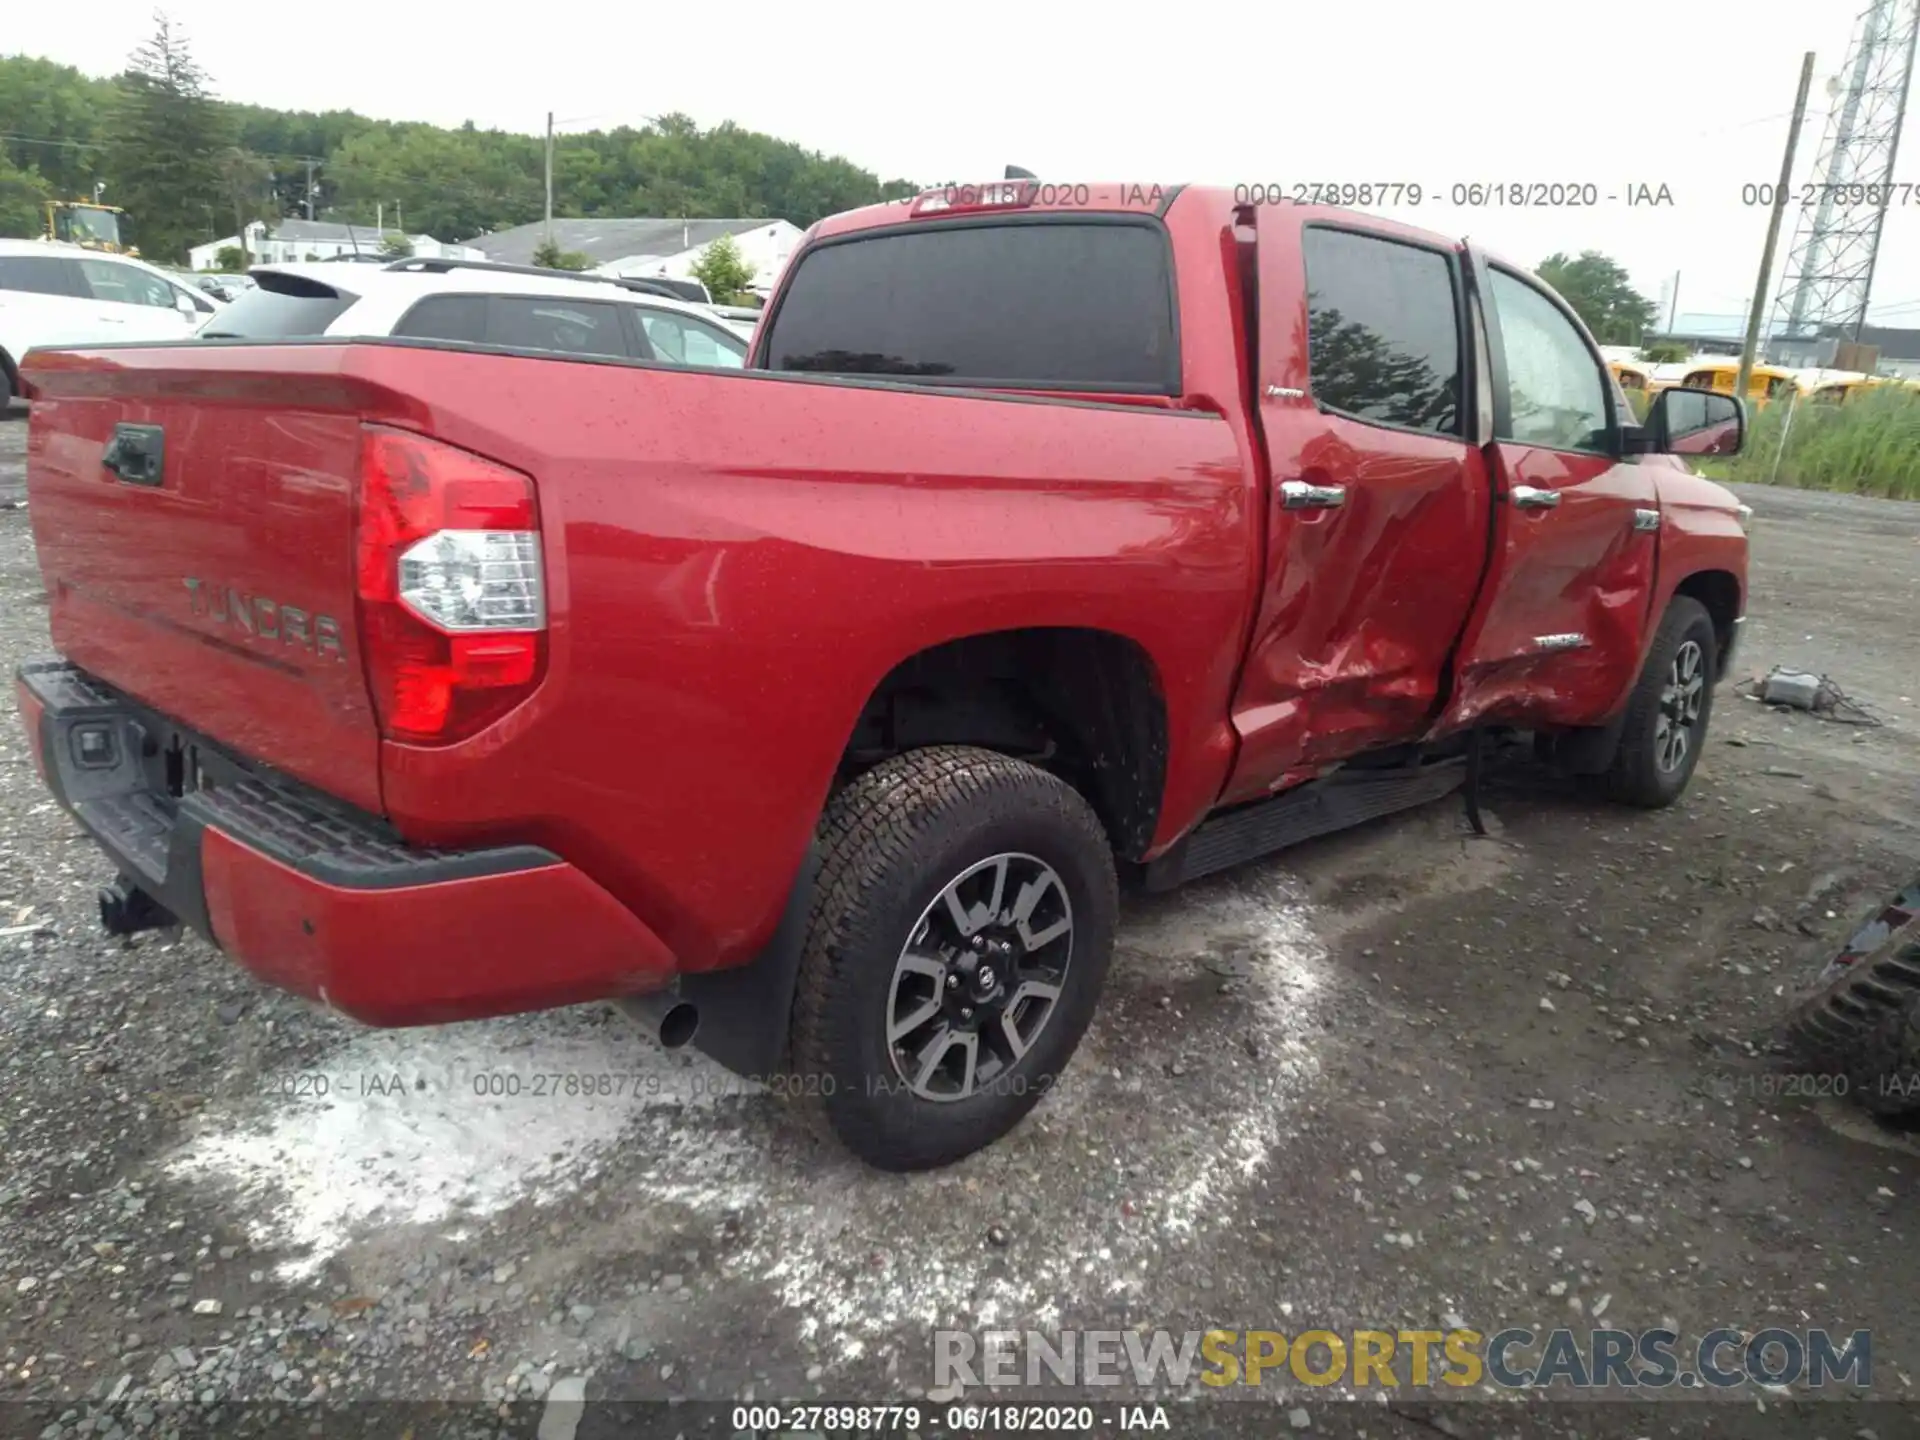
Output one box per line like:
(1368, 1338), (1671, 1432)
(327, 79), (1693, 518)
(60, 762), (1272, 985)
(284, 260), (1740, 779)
(1696, 388), (1920, 500)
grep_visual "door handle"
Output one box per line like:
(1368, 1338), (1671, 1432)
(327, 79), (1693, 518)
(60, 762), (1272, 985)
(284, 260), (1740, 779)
(1280, 480), (1347, 510)
(1510, 485), (1561, 510)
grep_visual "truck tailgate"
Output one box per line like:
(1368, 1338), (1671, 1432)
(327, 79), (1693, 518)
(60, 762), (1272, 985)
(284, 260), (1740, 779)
(23, 350), (383, 814)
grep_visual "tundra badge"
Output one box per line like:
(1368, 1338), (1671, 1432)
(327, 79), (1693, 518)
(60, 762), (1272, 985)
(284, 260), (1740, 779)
(183, 578), (346, 658)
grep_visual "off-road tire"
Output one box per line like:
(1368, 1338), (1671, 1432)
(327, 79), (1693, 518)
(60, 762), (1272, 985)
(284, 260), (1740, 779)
(1604, 596), (1718, 807)
(1785, 933), (1920, 1118)
(789, 746), (1118, 1171)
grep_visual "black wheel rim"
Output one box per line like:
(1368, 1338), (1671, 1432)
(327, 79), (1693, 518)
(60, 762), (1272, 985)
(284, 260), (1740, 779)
(1656, 638), (1706, 774)
(886, 852), (1073, 1103)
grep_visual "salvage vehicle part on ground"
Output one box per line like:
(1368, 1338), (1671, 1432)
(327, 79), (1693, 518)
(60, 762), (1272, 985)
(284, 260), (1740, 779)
(1785, 878), (1920, 1117)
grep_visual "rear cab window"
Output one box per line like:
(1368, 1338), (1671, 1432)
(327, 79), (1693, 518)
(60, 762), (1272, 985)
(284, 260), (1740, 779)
(200, 272), (358, 338)
(761, 219), (1179, 392)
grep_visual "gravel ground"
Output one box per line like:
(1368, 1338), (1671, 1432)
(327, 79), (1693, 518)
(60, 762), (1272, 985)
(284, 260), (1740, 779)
(2, 405), (1918, 1439)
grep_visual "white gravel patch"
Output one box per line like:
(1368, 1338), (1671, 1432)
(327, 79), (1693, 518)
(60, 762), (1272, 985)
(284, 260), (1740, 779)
(167, 1015), (724, 1279)
(163, 873), (1328, 1351)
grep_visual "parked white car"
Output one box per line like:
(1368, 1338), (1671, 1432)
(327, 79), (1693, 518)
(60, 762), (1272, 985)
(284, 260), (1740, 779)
(710, 303), (762, 338)
(199, 258), (751, 369)
(0, 240), (223, 406)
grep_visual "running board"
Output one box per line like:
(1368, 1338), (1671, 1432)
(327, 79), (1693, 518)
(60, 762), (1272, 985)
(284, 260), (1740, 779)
(1142, 756), (1469, 892)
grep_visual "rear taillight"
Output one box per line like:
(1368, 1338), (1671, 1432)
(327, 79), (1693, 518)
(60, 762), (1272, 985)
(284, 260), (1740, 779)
(355, 426), (546, 744)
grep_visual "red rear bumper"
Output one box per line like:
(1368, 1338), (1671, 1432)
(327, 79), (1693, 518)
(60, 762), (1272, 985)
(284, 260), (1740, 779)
(17, 660), (677, 1025)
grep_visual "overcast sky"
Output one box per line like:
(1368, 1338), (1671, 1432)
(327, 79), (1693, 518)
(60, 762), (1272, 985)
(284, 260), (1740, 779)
(15, 0), (1920, 330)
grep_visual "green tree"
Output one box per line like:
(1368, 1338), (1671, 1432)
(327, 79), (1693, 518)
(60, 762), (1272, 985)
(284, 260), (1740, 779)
(217, 146), (271, 268)
(0, 57), (114, 198)
(530, 236), (591, 270)
(213, 243), (244, 269)
(0, 155), (53, 238)
(1641, 340), (1689, 364)
(1, 44), (916, 253)
(689, 232), (754, 303)
(1536, 251), (1658, 346)
(379, 231), (414, 257)
(104, 13), (232, 262)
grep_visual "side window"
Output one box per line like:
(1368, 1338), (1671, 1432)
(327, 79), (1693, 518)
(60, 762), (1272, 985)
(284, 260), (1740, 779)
(0, 256), (81, 297)
(1302, 228), (1462, 436)
(487, 298), (628, 358)
(391, 294), (487, 344)
(637, 310), (746, 368)
(1486, 269), (1610, 453)
(79, 259), (175, 309)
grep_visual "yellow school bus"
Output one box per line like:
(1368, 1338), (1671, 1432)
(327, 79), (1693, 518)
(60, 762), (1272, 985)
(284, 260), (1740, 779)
(1674, 359), (1799, 406)
(1607, 358), (1653, 392)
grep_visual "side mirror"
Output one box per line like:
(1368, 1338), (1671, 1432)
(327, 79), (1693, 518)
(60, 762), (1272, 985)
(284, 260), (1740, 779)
(1627, 386), (1746, 457)
(175, 291), (201, 316)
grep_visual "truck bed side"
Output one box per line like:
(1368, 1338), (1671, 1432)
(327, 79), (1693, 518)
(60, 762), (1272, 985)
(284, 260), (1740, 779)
(23, 339), (1261, 971)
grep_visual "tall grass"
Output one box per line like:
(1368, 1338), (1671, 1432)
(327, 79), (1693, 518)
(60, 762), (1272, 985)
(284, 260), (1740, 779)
(1696, 388), (1920, 500)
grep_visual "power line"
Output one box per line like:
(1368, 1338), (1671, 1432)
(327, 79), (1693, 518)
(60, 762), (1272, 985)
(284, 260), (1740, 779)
(1, 129), (357, 175)
(0, 131), (107, 152)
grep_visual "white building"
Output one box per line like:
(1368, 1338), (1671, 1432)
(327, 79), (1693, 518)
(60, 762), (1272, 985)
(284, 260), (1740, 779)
(189, 220), (484, 271)
(463, 217), (803, 296)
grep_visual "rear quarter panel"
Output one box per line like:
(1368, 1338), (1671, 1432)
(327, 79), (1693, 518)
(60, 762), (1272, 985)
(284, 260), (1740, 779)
(344, 344), (1259, 971)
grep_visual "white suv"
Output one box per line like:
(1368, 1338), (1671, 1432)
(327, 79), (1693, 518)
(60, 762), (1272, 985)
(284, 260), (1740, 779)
(199, 258), (752, 369)
(0, 239), (223, 406)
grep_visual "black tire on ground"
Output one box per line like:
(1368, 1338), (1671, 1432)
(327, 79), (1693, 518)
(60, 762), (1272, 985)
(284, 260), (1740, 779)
(0, 359), (14, 409)
(1784, 935), (1920, 1118)
(788, 745), (1118, 1171)
(1604, 595), (1718, 807)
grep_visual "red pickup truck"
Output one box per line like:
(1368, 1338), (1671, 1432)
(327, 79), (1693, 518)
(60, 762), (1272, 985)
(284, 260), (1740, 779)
(15, 184), (1749, 1170)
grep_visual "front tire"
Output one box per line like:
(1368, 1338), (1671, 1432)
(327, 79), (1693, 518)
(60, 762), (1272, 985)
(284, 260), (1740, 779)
(1604, 596), (1718, 807)
(790, 746), (1118, 1171)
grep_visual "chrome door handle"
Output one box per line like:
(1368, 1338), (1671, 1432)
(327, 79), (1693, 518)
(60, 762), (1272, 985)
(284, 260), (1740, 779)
(1510, 485), (1560, 510)
(1280, 480), (1346, 510)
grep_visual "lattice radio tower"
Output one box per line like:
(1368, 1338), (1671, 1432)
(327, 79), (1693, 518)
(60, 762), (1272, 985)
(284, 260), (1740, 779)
(1770, 0), (1920, 343)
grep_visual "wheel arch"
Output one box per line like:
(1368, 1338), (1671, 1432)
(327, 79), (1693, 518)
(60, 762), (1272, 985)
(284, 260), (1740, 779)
(0, 345), (20, 405)
(1669, 568), (1742, 677)
(838, 626), (1170, 862)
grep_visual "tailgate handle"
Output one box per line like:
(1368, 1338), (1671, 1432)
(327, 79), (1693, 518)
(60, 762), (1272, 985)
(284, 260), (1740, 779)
(102, 424), (166, 487)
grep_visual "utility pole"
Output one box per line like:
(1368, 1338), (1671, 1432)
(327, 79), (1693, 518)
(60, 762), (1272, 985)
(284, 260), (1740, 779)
(1666, 271), (1680, 334)
(1738, 51), (1816, 400)
(304, 158), (316, 221)
(544, 111), (555, 246)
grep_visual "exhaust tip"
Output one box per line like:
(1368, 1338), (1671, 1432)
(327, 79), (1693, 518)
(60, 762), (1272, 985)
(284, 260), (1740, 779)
(657, 1002), (699, 1049)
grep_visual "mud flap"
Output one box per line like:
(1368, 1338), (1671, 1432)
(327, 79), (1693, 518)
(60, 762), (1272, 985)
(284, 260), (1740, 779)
(1541, 707), (1630, 776)
(1463, 729), (1488, 836)
(670, 847), (819, 1081)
